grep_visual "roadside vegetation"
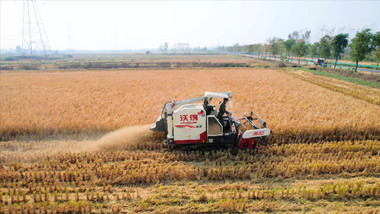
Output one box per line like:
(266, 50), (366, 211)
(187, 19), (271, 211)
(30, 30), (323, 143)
(221, 28), (380, 72)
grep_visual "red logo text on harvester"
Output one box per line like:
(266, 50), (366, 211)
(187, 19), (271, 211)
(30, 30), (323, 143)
(180, 114), (198, 124)
(253, 130), (265, 136)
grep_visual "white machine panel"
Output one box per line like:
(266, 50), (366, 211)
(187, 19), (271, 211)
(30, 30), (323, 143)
(173, 105), (207, 142)
(242, 128), (271, 139)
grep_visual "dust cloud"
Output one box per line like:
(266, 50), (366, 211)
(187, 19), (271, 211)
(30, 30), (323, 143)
(83, 124), (163, 152)
(0, 125), (163, 163)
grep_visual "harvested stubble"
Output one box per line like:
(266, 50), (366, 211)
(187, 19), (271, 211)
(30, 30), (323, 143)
(1, 68), (379, 142)
(0, 140), (379, 213)
(288, 69), (380, 105)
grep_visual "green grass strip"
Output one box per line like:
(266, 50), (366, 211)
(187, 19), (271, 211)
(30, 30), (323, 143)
(297, 68), (380, 89)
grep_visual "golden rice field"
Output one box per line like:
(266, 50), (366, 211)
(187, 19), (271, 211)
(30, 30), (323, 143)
(1, 68), (379, 142)
(1, 63), (380, 213)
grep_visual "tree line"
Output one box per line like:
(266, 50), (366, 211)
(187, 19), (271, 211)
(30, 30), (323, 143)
(219, 29), (380, 72)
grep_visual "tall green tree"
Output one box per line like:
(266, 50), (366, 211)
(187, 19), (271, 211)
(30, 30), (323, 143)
(292, 41), (309, 64)
(278, 39), (285, 60)
(269, 37), (282, 61)
(284, 38), (296, 60)
(373, 32), (380, 47)
(302, 30), (311, 44)
(253, 44), (262, 57)
(263, 44), (270, 58)
(232, 43), (240, 52)
(331, 33), (349, 68)
(288, 31), (300, 40)
(374, 47), (380, 67)
(349, 29), (374, 72)
(244, 45), (251, 53)
(372, 32), (380, 67)
(310, 42), (319, 59)
(319, 35), (332, 59)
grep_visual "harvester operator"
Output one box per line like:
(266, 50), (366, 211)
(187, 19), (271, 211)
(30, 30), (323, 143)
(218, 98), (230, 127)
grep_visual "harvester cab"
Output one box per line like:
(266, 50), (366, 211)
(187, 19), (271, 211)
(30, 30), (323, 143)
(150, 91), (271, 149)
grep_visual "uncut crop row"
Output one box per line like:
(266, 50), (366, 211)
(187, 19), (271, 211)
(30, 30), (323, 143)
(1, 69), (379, 142)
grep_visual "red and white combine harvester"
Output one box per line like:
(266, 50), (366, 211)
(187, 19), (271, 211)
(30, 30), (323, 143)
(150, 91), (271, 149)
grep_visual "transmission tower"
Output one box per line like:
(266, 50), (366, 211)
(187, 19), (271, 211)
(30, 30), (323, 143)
(22, 0), (51, 56)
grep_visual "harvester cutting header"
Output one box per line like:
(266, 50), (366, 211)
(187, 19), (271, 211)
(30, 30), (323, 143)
(151, 91), (271, 149)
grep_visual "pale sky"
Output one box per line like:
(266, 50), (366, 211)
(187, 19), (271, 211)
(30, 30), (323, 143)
(1, 0), (379, 50)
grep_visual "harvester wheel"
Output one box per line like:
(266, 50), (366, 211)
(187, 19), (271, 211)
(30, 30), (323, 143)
(238, 138), (254, 149)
